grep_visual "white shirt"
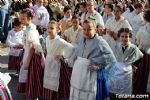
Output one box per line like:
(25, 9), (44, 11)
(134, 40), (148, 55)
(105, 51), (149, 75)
(86, 10), (104, 27)
(64, 26), (82, 46)
(6, 29), (24, 48)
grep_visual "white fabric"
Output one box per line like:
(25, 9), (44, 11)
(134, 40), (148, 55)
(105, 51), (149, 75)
(86, 11), (104, 27)
(19, 23), (42, 83)
(129, 11), (144, 43)
(44, 35), (74, 91)
(44, 57), (61, 91)
(136, 23), (150, 54)
(105, 16), (132, 34)
(108, 62), (132, 94)
(64, 26), (82, 46)
(32, 5), (49, 27)
(6, 29), (24, 48)
(70, 57), (97, 100)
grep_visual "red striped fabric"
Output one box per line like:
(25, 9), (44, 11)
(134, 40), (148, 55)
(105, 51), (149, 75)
(17, 83), (26, 93)
(42, 60), (72, 100)
(26, 52), (45, 99)
(8, 55), (23, 71)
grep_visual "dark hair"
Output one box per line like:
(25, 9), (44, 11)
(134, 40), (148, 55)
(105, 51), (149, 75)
(72, 15), (79, 20)
(118, 28), (132, 38)
(115, 3), (123, 12)
(134, 3), (143, 9)
(20, 9), (34, 18)
(80, 2), (86, 8)
(13, 18), (21, 27)
(143, 9), (150, 22)
(63, 6), (71, 13)
(104, 3), (114, 11)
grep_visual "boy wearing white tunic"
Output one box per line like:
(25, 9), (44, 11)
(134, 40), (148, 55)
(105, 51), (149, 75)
(69, 20), (116, 100)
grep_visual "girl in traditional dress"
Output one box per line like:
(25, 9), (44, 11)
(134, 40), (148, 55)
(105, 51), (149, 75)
(69, 20), (116, 100)
(43, 20), (74, 100)
(108, 28), (143, 98)
(134, 9), (150, 95)
(18, 9), (45, 100)
(6, 18), (24, 73)
(63, 15), (83, 46)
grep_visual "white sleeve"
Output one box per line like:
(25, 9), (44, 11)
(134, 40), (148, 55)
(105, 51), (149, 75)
(6, 31), (16, 47)
(97, 14), (104, 27)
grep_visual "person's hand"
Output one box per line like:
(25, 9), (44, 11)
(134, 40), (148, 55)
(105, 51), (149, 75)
(54, 55), (64, 61)
(88, 65), (99, 72)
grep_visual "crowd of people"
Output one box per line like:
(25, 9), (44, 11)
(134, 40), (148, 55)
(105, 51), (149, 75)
(0, 0), (150, 99)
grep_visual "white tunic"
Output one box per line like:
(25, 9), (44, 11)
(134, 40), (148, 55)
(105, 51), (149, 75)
(86, 11), (104, 27)
(64, 26), (82, 46)
(44, 35), (74, 91)
(136, 23), (150, 54)
(129, 11), (144, 43)
(6, 29), (24, 56)
(6, 29), (24, 48)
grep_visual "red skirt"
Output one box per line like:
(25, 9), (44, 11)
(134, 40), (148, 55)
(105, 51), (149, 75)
(42, 60), (72, 100)
(17, 83), (26, 93)
(133, 53), (150, 94)
(8, 55), (22, 71)
(26, 52), (45, 99)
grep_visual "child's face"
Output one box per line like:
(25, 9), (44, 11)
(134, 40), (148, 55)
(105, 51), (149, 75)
(14, 25), (23, 32)
(83, 22), (95, 40)
(72, 19), (79, 28)
(119, 32), (130, 46)
(47, 24), (57, 37)
(64, 10), (72, 18)
(20, 14), (31, 26)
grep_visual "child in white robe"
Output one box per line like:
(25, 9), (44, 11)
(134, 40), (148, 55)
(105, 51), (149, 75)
(6, 18), (24, 73)
(63, 16), (83, 46)
(43, 20), (74, 100)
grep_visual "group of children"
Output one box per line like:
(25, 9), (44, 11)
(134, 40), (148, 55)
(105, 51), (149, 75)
(5, 0), (150, 99)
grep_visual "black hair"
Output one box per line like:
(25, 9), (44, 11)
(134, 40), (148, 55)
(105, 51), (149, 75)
(104, 3), (114, 11)
(80, 2), (86, 8)
(63, 6), (71, 13)
(13, 18), (22, 27)
(143, 9), (150, 22)
(134, 3), (143, 9)
(118, 28), (132, 38)
(20, 8), (34, 18)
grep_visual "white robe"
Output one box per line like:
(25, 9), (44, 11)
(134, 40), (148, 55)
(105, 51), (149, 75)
(86, 11), (104, 27)
(19, 23), (43, 83)
(129, 11), (144, 43)
(6, 29), (24, 56)
(136, 23), (150, 54)
(104, 16), (132, 52)
(64, 26), (82, 46)
(44, 35), (74, 91)
(108, 43), (143, 94)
